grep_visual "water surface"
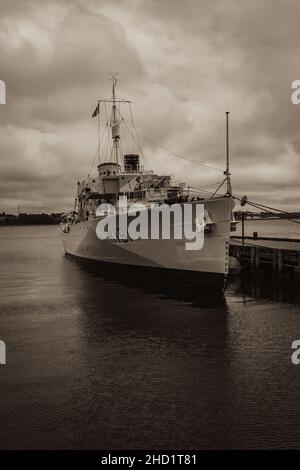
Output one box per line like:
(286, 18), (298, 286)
(0, 225), (300, 449)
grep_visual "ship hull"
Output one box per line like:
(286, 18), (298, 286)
(66, 250), (224, 286)
(60, 197), (232, 289)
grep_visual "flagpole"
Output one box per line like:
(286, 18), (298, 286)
(225, 111), (231, 196)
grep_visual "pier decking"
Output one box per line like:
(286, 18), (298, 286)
(230, 236), (300, 275)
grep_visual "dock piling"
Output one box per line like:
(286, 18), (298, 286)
(250, 247), (255, 268)
(255, 247), (260, 269)
(229, 236), (300, 283)
(278, 250), (283, 272)
(272, 250), (277, 272)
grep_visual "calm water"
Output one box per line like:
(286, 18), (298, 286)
(235, 217), (300, 239)
(1, 223), (300, 450)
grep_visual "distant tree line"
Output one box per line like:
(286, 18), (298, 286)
(0, 212), (62, 225)
(234, 210), (300, 220)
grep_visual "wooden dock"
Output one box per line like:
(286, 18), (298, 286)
(230, 236), (300, 275)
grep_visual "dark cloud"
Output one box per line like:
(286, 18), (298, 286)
(0, 0), (300, 212)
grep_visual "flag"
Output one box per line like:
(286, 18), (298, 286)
(92, 103), (99, 118)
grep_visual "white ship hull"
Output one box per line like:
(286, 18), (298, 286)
(60, 197), (232, 288)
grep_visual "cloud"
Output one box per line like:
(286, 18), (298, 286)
(0, 0), (300, 212)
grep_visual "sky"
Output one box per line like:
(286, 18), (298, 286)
(1, 0), (300, 212)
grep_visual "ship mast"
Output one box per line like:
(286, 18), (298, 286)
(93, 75), (131, 168)
(225, 111), (232, 196)
(111, 74), (120, 168)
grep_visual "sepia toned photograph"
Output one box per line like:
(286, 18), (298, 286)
(1, 0), (300, 460)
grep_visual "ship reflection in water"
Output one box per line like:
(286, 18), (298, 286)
(68, 253), (227, 309)
(1, 225), (300, 450)
(228, 272), (300, 305)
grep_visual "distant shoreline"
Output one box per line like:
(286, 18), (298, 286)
(0, 222), (60, 226)
(0, 213), (62, 226)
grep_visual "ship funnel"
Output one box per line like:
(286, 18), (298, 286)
(124, 154), (140, 173)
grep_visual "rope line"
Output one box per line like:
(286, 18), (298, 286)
(233, 195), (300, 226)
(138, 132), (224, 173)
(87, 119), (110, 177)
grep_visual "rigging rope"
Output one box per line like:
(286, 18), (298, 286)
(87, 107), (113, 177)
(210, 178), (227, 199)
(138, 132), (224, 173)
(116, 108), (152, 172)
(128, 104), (152, 172)
(233, 196), (300, 225)
(189, 179), (226, 188)
(87, 100), (225, 199)
(87, 120), (110, 177)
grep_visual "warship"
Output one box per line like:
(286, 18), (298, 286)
(60, 76), (233, 290)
